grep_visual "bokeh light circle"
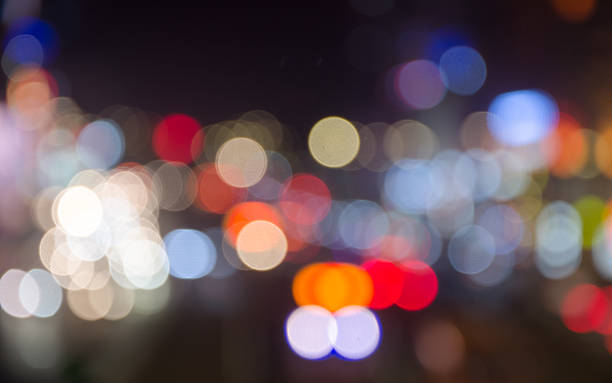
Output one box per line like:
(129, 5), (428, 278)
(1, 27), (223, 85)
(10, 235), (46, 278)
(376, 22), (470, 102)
(308, 116), (360, 168)
(164, 229), (217, 279)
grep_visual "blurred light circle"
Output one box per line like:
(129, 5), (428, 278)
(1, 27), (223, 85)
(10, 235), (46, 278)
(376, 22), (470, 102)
(152, 161), (198, 212)
(67, 283), (114, 321)
(105, 283), (135, 320)
(196, 163), (247, 214)
(165, 229), (217, 279)
(395, 59), (446, 109)
(561, 284), (608, 333)
(593, 225), (612, 280)
(551, 0), (597, 23)
(448, 225), (496, 275)
(0, 269), (31, 318)
(465, 149), (501, 202)
(338, 200), (389, 250)
(476, 204), (524, 255)
(292, 263), (374, 312)
(333, 306), (380, 360)
(279, 174), (332, 226)
(415, 320), (465, 374)
(383, 120), (438, 162)
(153, 114), (202, 164)
(488, 89), (559, 147)
(216, 137), (267, 188)
(308, 116), (360, 168)
(249, 151), (293, 200)
(286, 305), (336, 360)
(55, 186), (103, 237)
(20, 269), (62, 318)
(363, 259), (404, 309)
(236, 220), (287, 271)
(223, 201), (284, 246)
(396, 260), (438, 311)
(535, 201), (582, 279)
(383, 159), (441, 215)
(119, 239), (169, 289)
(1, 34), (44, 76)
(439, 46), (487, 95)
(76, 119), (125, 170)
(573, 195), (605, 249)
(543, 113), (587, 178)
(460, 111), (500, 151)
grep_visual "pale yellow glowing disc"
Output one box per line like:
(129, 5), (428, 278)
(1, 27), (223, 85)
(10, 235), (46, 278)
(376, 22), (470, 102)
(308, 116), (360, 168)
(216, 137), (268, 188)
(236, 220), (287, 271)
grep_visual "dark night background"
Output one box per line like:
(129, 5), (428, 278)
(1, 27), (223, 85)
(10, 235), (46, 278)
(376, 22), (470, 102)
(2, 0), (612, 382)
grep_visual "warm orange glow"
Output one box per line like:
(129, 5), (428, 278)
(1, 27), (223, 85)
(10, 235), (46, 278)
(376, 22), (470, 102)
(195, 164), (247, 214)
(223, 201), (283, 246)
(542, 113), (586, 178)
(291, 263), (373, 312)
(551, 0), (597, 23)
(595, 126), (612, 179)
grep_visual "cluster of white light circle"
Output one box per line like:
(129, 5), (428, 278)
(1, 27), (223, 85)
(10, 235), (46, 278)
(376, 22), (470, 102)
(285, 305), (381, 360)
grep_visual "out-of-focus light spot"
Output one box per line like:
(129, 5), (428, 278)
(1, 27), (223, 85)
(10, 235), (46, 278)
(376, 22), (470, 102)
(383, 120), (438, 162)
(5, 17), (59, 63)
(76, 119), (125, 170)
(395, 59), (446, 110)
(338, 200), (389, 250)
(105, 283), (134, 320)
(593, 225), (612, 280)
(0, 269), (31, 318)
(383, 159), (441, 215)
(574, 195), (605, 249)
(439, 46), (487, 95)
(476, 204), (524, 255)
(492, 150), (530, 201)
(55, 186), (103, 237)
(205, 228), (237, 279)
(292, 263), (374, 312)
(561, 284), (608, 333)
(464, 149), (501, 202)
(117, 238), (169, 290)
(223, 201), (283, 246)
(216, 137), (267, 188)
(363, 259), (403, 309)
(415, 320), (465, 375)
(357, 122), (391, 172)
(133, 282), (171, 316)
(536, 201), (582, 279)
(1, 34), (43, 76)
(488, 90), (559, 147)
(348, 0), (394, 16)
(396, 260), (438, 311)
(152, 161), (197, 211)
(333, 306), (380, 360)
(448, 225), (496, 275)
(236, 220), (287, 271)
(542, 113), (586, 178)
(279, 174), (331, 226)
(286, 305), (336, 360)
(460, 112), (500, 151)
(20, 269), (62, 318)
(551, 0), (597, 22)
(153, 114), (203, 164)
(165, 229), (216, 279)
(31, 186), (61, 231)
(67, 283), (114, 321)
(196, 163), (247, 214)
(595, 126), (612, 179)
(249, 151), (292, 200)
(308, 116), (360, 168)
